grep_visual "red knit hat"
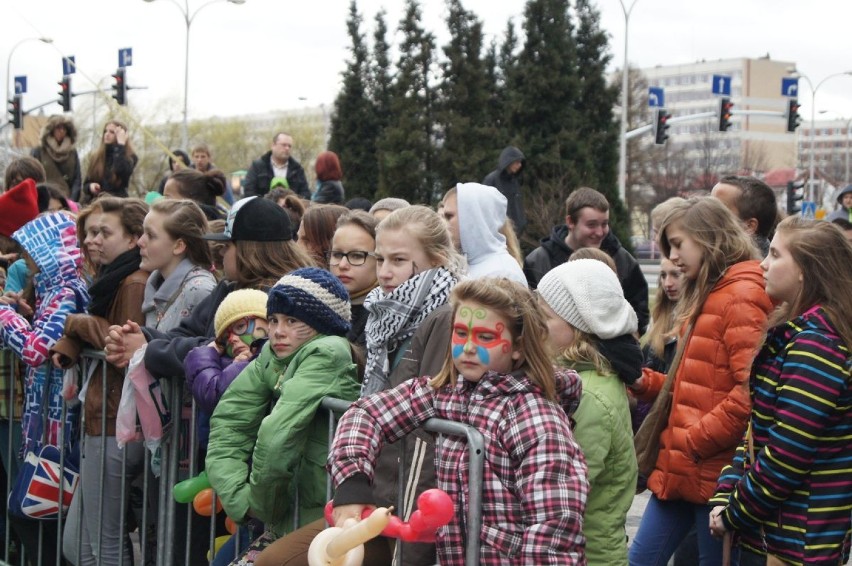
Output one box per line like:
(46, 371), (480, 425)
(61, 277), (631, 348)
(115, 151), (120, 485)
(0, 179), (40, 237)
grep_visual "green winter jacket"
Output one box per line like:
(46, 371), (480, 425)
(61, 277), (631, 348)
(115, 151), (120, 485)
(563, 361), (637, 566)
(206, 335), (360, 537)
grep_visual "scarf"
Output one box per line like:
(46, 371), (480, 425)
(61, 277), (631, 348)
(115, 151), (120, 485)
(141, 258), (195, 328)
(45, 135), (75, 164)
(88, 248), (142, 317)
(595, 333), (643, 385)
(361, 267), (456, 396)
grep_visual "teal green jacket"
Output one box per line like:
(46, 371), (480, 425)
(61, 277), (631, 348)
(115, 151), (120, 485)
(206, 335), (360, 537)
(564, 361), (637, 566)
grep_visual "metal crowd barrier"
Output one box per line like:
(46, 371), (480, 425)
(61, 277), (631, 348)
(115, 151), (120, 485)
(0, 348), (485, 566)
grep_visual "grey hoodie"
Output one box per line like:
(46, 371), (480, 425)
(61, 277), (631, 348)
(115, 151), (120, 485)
(457, 182), (528, 286)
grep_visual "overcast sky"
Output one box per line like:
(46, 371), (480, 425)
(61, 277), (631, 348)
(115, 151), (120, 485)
(4, 0), (852, 130)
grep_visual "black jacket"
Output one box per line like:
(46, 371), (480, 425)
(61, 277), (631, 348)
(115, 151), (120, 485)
(242, 151), (309, 199)
(141, 280), (235, 379)
(524, 226), (650, 334)
(482, 146), (526, 234)
(312, 180), (345, 204)
(82, 144), (138, 202)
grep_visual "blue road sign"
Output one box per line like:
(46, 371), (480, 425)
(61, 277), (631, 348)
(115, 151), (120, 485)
(802, 201), (816, 218)
(712, 74), (731, 96)
(63, 56), (76, 76)
(119, 47), (133, 68)
(781, 77), (799, 97)
(648, 87), (665, 107)
(14, 76), (27, 94)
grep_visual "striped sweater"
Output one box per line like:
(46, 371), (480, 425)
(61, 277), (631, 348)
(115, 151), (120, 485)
(711, 305), (852, 565)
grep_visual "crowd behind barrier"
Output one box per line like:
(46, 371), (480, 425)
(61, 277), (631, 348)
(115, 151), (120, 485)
(0, 348), (485, 566)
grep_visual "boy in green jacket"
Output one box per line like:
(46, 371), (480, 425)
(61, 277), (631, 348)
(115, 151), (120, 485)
(205, 268), (360, 563)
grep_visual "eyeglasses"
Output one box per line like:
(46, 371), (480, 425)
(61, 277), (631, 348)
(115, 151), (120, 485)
(327, 250), (375, 266)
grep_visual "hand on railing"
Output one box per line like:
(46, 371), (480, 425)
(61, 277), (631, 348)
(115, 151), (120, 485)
(104, 320), (146, 368)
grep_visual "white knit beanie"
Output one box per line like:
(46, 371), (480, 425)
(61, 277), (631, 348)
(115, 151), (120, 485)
(537, 258), (638, 339)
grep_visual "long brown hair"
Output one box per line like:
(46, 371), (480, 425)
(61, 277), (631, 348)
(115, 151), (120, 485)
(86, 120), (136, 187)
(233, 239), (315, 290)
(768, 216), (852, 349)
(430, 278), (557, 402)
(301, 204), (348, 267)
(149, 199), (212, 268)
(658, 197), (758, 328)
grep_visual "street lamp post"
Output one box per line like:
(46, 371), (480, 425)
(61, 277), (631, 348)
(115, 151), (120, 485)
(617, 0), (640, 207)
(143, 0), (244, 150)
(5, 36), (53, 140)
(793, 70), (852, 203)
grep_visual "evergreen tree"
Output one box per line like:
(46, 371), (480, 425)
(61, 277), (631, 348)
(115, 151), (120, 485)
(370, 9), (392, 198)
(375, 0), (437, 203)
(573, 0), (626, 241)
(435, 0), (495, 188)
(506, 0), (626, 244)
(329, 0), (380, 200)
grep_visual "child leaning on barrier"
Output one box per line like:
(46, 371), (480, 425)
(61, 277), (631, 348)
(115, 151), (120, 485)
(184, 289), (269, 450)
(328, 278), (589, 566)
(205, 268), (361, 565)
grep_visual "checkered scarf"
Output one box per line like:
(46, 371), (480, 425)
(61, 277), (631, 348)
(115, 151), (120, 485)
(361, 267), (456, 396)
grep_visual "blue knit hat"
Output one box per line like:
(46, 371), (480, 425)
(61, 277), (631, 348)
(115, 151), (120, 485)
(267, 267), (351, 337)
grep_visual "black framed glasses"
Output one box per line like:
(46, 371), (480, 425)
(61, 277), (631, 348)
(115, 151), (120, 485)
(327, 250), (375, 266)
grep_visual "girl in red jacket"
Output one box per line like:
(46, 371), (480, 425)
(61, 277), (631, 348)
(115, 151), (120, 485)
(629, 197), (773, 566)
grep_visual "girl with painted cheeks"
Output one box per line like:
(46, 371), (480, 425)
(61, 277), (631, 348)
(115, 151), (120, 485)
(329, 278), (589, 566)
(205, 268), (360, 562)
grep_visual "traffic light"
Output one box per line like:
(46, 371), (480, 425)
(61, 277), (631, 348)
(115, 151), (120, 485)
(718, 97), (734, 132)
(786, 180), (804, 215)
(58, 75), (72, 112)
(111, 68), (127, 106)
(654, 108), (671, 145)
(8, 95), (23, 130)
(785, 99), (801, 133)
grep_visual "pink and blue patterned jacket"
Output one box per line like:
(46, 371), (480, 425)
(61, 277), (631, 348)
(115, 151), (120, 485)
(0, 213), (88, 456)
(330, 369), (589, 565)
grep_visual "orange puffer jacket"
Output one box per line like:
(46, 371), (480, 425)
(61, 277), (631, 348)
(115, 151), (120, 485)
(634, 260), (772, 504)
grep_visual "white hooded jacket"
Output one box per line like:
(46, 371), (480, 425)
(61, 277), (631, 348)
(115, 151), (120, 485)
(457, 182), (528, 286)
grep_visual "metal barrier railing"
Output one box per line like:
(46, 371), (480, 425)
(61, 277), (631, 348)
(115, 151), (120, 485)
(0, 348), (485, 566)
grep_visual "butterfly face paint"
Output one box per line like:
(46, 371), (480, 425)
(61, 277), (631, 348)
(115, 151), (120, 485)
(223, 316), (269, 358)
(451, 302), (518, 383)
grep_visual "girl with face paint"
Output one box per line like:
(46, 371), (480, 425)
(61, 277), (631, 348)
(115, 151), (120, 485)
(326, 278), (589, 566)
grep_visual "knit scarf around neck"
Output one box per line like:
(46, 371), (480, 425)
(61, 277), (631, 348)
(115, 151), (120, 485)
(45, 136), (75, 164)
(361, 267), (456, 396)
(88, 248), (142, 317)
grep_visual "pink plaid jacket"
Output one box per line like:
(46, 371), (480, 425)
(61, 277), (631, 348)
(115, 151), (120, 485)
(330, 369), (589, 565)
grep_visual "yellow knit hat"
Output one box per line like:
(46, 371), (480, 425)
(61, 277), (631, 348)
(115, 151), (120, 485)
(214, 289), (269, 340)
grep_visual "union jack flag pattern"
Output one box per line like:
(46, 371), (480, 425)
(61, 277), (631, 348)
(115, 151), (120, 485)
(16, 445), (79, 519)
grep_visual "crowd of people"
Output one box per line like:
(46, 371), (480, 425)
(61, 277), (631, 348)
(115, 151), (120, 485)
(0, 116), (850, 566)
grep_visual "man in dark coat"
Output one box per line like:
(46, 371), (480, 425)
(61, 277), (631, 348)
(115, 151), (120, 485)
(242, 132), (309, 199)
(482, 146), (526, 234)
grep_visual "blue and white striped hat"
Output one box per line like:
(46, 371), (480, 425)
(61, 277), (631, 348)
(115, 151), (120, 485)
(267, 267), (351, 337)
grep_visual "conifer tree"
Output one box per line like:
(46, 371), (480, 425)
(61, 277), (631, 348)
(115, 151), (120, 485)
(435, 0), (496, 188)
(375, 0), (437, 203)
(329, 1), (380, 200)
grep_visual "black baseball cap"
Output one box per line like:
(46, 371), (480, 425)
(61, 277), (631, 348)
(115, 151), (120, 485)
(203, 196), (292, 242)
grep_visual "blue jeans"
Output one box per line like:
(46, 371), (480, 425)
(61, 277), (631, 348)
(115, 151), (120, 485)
(628, 495), (722, 566)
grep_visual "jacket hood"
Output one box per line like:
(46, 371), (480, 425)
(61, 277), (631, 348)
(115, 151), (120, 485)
(41, 115), (77, 145)
(13, 212), (85, 293)
(462, 367), (583, 416)
(540, 224), (624, 257)
(457, 182), (509, 264)
(837, 184), (852, 205)
(776, 305), (844, 345)
(497, 146), (525, 173)
(713, 259), (765, 293)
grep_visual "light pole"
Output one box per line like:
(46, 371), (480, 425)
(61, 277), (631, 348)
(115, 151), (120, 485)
(791, 70), (852, 202)
(5, 36), (53, 138)
(143, 0), (244, 150)
(617, 0), (639, 207)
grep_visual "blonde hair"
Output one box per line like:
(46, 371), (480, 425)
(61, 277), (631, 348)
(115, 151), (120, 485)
(768, 216), (852, 349)
(659, 197), (758, 328)
(650, 197), (686, 235)
(568, 247), (616, 271)
(377, 205), (464, 275)
(553, 326), (612, 376)
(430, 278), (557, 402)
(646, 259), (680, 356)
(500, 218), (523, 266)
